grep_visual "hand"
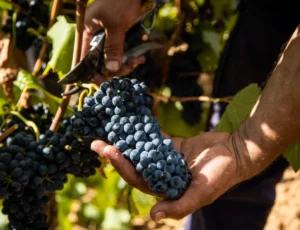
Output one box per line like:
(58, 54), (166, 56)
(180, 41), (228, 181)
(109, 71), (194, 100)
(91, 132), (247, 221)
(82, 0), (145, 75)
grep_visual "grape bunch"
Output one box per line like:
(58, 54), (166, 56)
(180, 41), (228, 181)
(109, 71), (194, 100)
(0, 103), (102, 229)
(0, 132), (51, 229)
(58, 118), (102, 177)
(71, 77), (191, 199)
(1, 0), (49, 51)
(20, 102), (53, 134)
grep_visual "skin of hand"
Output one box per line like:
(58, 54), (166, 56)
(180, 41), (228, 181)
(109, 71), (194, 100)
(82, 0), (146, 76)
(91, 132), (246, 221)
(91, 24), (300, 220)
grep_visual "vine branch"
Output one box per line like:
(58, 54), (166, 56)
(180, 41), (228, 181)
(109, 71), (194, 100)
(150, 92), (233, 103)
(32, 0), (61, 76)
(0, 124), (18, 142)
(49, 0), (88, 132)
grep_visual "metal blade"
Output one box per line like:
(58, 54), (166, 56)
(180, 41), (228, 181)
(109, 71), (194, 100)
(58, 61), (86, 84)
(61, 85), (83, 96)
(58, 32), (105, 85)
(58, 55), (97, 84)
(123, 42), (163, 63)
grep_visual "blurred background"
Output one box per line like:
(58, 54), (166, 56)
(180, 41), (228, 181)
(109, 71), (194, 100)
(0, 0), (300, 229)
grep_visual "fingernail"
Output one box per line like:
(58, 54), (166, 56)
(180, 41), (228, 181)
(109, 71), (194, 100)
(154, 211), (165, 222)
(90, 142), (97, 151)
(106, 60), (119, 71)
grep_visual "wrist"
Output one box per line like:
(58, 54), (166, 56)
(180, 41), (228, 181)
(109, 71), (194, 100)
(228, 127), (253, 183)
(229, 116), (282, 182)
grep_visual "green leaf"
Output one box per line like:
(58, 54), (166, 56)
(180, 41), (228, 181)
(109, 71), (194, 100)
(210, 0), (237, 20)
(195, 0), (205, 6)
(216, 83), (261, 132)
(0, 0), (12, 10)
(127, 188), (139, 216)
(47, 16), (75, 74)
(158, 101), (206, 138)
(0, 87), (9, 114)
(202, 30), (221, 56)
(13, 70), (73, 115)
(283, 142), (300, 172)
(197, 44), (218, 72)
(131, 189), (155, 216)
(14, 69), (40, 90)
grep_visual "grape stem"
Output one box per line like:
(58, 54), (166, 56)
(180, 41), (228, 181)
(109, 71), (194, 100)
(32, 0), (61, 76)
(78, 89), (89, 111)
(0, 124), (18, 143)
(49, 0), (89, 132)
(81, 83), (100, 95)
(9, 111), (40, 141)
(150, 93), (233, 103)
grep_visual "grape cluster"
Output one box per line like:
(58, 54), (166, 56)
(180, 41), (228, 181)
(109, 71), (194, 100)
(1, 0), (49, 51)
(0, 132), (51, 229)
(20, 102), (53, 134)
(59, 118), (101, 177)
(0, 103), (102, 228)
(71, 77), (191, 199)
(3, 191), (49, 229)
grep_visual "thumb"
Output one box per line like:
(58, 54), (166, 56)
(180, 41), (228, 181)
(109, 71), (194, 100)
(104, 28), (125, 72)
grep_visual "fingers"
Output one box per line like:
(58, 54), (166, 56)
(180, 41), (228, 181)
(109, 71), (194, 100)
(91, 140), (152, 195)
(150, 175), (212, 221)
(103, 56), (146, 77)
(104, 28), (126, 72)
(81, 31), (94, 60)
(81, 2), (103, 60)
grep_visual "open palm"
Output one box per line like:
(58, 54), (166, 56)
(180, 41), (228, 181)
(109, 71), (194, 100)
(91, 132), (242, 221)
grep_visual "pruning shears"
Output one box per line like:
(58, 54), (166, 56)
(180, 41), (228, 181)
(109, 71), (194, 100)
(58, 0), (164, 96)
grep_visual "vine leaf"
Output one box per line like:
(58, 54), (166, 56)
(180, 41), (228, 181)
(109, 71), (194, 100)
(14, 69), (72, 115)
(215, 83), (261, 132)
(158, 101), (205, 138)
(0, 87), (9, 114)
(283, 142), (300, 171)
(0, 0), (12, 10)
(47, 16), (75, 75)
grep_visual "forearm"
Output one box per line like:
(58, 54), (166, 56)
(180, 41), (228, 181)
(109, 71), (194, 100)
(233, 25), (300, 180)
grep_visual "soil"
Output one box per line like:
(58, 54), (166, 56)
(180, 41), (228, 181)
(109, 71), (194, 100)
(264, 167), (300, 230)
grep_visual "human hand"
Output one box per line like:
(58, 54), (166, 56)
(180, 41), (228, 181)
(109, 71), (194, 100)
(91, 132), (247, 221)
(82, 0), (145, 76)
